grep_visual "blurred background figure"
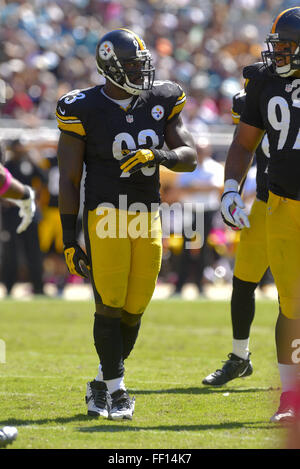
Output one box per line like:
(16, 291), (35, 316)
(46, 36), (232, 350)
(0, 140), (46, 297)
(172, 137), (224, 297)
(38, 146), (70, 296)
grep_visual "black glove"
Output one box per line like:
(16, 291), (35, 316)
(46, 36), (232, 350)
(63, 242), (91, 278)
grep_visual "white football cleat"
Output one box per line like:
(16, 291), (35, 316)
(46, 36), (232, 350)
(85, 380), (110, 418)
(0, 426), (18, 448)
(109, 389), (135, 420)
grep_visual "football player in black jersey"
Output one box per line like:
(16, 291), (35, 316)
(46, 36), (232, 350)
(203, 86), (270, 386)
(56, 28), (197, 420)
(220, 7), (300, 424)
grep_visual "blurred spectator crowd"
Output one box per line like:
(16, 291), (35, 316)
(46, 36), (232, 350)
(0, 0), (299, 128)
(0, 0), (283, 297)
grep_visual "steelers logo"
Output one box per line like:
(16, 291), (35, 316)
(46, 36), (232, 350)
(151, 105), (164, 121)
(99, 41), (114, 60)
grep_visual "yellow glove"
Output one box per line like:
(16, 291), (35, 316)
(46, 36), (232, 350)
(120, 149), (155, 175)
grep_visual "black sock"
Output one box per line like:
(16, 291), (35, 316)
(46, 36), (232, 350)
(121, 320), (141, 360)
(93, 313), (124, 380)
(231, 276), (257, 339)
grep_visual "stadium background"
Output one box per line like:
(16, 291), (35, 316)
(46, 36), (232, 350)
(0, 0), (293, 300)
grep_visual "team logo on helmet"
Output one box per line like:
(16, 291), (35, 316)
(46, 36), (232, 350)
(151, 105), (164, 121)
(98, 41), (114, 60)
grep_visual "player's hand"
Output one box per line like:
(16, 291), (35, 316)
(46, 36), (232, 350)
(220, 211), (241, 231)
(63, 242), (91, 278)
(7, 186), (36, 234)
(120, 149), (156, 175)
(221, 180), (250, 230)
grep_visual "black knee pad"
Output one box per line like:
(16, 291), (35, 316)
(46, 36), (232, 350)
(232, 276), (258, 296)
(121, 310), (143, 327)
(95, 302), (122, 318)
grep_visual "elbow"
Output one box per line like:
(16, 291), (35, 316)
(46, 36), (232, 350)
(190, 156), (197, 172)
(187, 152), (197, 172)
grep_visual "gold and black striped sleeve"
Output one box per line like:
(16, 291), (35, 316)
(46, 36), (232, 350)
(167, 91), (186, 121)
(56, 111), (86, 138)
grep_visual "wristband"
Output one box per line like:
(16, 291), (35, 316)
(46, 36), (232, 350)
(0, 167), (13, 196)
(60, 214), (78, 245)
(224, 179), (239, 192)
(152, 149), (179, 169)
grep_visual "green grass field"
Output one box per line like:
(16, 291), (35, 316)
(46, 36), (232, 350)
(0, 297), (287, 450)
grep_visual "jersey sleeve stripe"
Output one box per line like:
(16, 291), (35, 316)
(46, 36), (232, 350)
(56, 114), (86, 136)
(167, 94), (186, 121)
(231, 110), (240, 124)
(175, 93), (186, 106)
(55, 111), (82, 123)
(57, 121), (86, 136)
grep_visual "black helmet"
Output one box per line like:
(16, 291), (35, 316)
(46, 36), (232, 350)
(96, 28), (155, 95)
(262, 7), (300, 76)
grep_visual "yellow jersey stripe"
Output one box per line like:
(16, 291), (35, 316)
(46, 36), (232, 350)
(231, 110), (240, 125)
(56, 111), (81, 122)
(56, 118), (86, 136)
(167, 97), (186, 121)
(244, 78), (249, 90)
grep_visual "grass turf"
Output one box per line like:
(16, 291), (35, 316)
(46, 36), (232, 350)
(0, 297), (286, 450)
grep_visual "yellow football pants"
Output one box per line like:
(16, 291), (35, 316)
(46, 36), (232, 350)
(266, 192), (300, 319)
(234, 198), (268, 283)
(83, 207), (162, 315)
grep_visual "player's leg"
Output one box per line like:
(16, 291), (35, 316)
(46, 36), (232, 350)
(266, 192), (300, 423)
(203, 199), (268, 385)
(107, 210), (162, 420)
(83, 207), (131, 418)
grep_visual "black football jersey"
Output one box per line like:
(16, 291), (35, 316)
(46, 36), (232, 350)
(240, 62), (300, 200)
(232, 89), (269, 203)
(56, 81), (186, 210)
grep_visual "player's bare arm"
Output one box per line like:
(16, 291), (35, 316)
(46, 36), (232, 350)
(0, 164), (29, 200)
(221, 121), (264, 230)
(57, 132), (90, 278)
(57, 132), (85, 215)
(163, 115), (197, 172)
(0, 162), (36, 234)
(225, 121), (264, 183)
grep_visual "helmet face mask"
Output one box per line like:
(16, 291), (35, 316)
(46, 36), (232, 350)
(261, 7), (300, 77)
(96, 29), (155, 95)
(262, 34), (300, 77)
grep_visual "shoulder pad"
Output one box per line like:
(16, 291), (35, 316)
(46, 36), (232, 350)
(233, 89), (246, 105)
(152, 80), (185, 100)
(151, 80), (186, 121)
(243, 62), (270, 80)
(57, 87), (95, 114)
